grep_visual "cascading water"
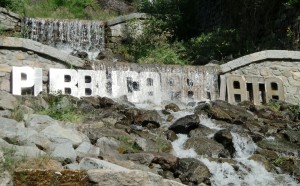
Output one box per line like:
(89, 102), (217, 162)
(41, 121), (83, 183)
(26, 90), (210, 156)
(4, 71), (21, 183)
(171, 117), (299, 186)
(23, 18), (105, 59)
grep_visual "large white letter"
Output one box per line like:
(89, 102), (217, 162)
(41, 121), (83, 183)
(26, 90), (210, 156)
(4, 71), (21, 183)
(12, 66), (42, 96)
(49, 69), (78, 97)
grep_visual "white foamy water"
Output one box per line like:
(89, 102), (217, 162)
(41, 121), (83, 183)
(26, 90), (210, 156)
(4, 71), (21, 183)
(171, 134), (197, 158)
(231, 132), (256, 159)
(23, 18), (105, 60)
(199, 115), (223, 131)
(171, 123), (299, 186)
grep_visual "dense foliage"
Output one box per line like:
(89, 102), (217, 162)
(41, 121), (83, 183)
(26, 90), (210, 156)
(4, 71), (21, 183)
(1, 0), (300, 65)
(1, 0), (117, 20)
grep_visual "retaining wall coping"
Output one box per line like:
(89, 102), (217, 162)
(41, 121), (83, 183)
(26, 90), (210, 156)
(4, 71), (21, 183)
(107, 13), (148, 26)
(0, 37), (85, 68)
(220, 50), (300, 74)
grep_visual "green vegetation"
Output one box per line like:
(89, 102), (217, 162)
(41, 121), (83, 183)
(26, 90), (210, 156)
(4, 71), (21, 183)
(1, 0), (299, 65)
(1, 0), (117, 20)
(38, 93), (84, 123)
(1, 146), (17, 173)
(116, 136), (142, 153)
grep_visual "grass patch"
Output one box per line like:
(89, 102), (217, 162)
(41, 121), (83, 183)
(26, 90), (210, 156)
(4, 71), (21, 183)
(116, 136), (142, 154)
(38, 94), (84, 123)
(1, 146), (17, 173)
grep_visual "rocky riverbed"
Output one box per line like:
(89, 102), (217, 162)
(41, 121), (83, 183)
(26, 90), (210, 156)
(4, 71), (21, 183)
(0, 91), (299, 185)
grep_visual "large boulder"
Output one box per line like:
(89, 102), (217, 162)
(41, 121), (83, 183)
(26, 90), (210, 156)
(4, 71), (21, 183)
(184, 137), (229, 158)
(51, 142), (77, 163)
(87, 169), (186, 186)
(24, 114), (60, 132)
(79, 157), (128, 171)
(0, 91), (17, 110)
(127, 109), (162, 128)
(213, 129), (235, 156)
(75, 141), (100, 159)
(257, 137), (299, 155)
(41, 124), (88, 147)
(169, 114), (200, 134)
(175, 158), (211, 185)
(206, 100), (254, 124)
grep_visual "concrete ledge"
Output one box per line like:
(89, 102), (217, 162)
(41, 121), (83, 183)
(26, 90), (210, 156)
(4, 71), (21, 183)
(107, 13), (148, 26)
(220, 50), (300, 74)
(0, 37), (85, 68)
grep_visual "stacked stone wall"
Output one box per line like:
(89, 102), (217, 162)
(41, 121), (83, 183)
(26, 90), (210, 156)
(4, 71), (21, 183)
(0, 7), (21, 31)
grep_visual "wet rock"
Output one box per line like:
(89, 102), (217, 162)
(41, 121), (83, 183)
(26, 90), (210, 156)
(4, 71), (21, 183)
(169, 114), (200, 134)
(51, 142), (77, 164)
(184, 137), (229, 158)
(87, 169), (186, 186)
(250, 154), (273, 171)
(207, 100), (254, 124)
(165, 103), (180, 112)
(79, 157), (128, 171)
(213, 129), (235, 156)
(189, 126), (216, 138)
(165, 130), (178, 141)
(71, 50), (88, 59)
(281, 129), (300, 144)
(194, 102), (210, 115)
(257, 137), (299, 155)
(175, 158), (211, 185)
(256, 148), (279, 161)
(132, 109), (162, 128)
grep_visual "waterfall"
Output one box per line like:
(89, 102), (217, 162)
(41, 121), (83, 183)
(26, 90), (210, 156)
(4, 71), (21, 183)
(23, 18), (105, 59)
(171, 119), (299, 186)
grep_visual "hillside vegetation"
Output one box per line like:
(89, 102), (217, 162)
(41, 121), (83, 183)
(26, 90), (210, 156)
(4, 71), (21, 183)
(1, 0), (300, 65)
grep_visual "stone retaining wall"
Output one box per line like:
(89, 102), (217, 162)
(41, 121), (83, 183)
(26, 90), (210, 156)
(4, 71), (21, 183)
(220, 50), (300, 104)
(1, 37), (220, 105)
(105, 13), (147, 51)
(0, 7), (21, 31)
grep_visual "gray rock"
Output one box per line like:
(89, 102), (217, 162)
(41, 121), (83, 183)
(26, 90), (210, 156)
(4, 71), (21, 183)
(0, 171), (13, 186)
(14, 145), (46, 159)
(24, 114), (59, 132)
(0, 110), (11, 118)
(1, 126), (38, 145)
(0, 91), (17, 110)
(41, 124), (87, 147)
(184, 137), (229, 158)
(169, 114), (200, 134)
(87, 169), (186, 186)
(124, 153), (155, 166)
(96, 137), (120, 156)
(65, 163), (80, 170)
(51, 142), (77, 163)
(79, 157), (128, 171)
(75, 141), (100, 158)
(176, 158), (211, 185)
